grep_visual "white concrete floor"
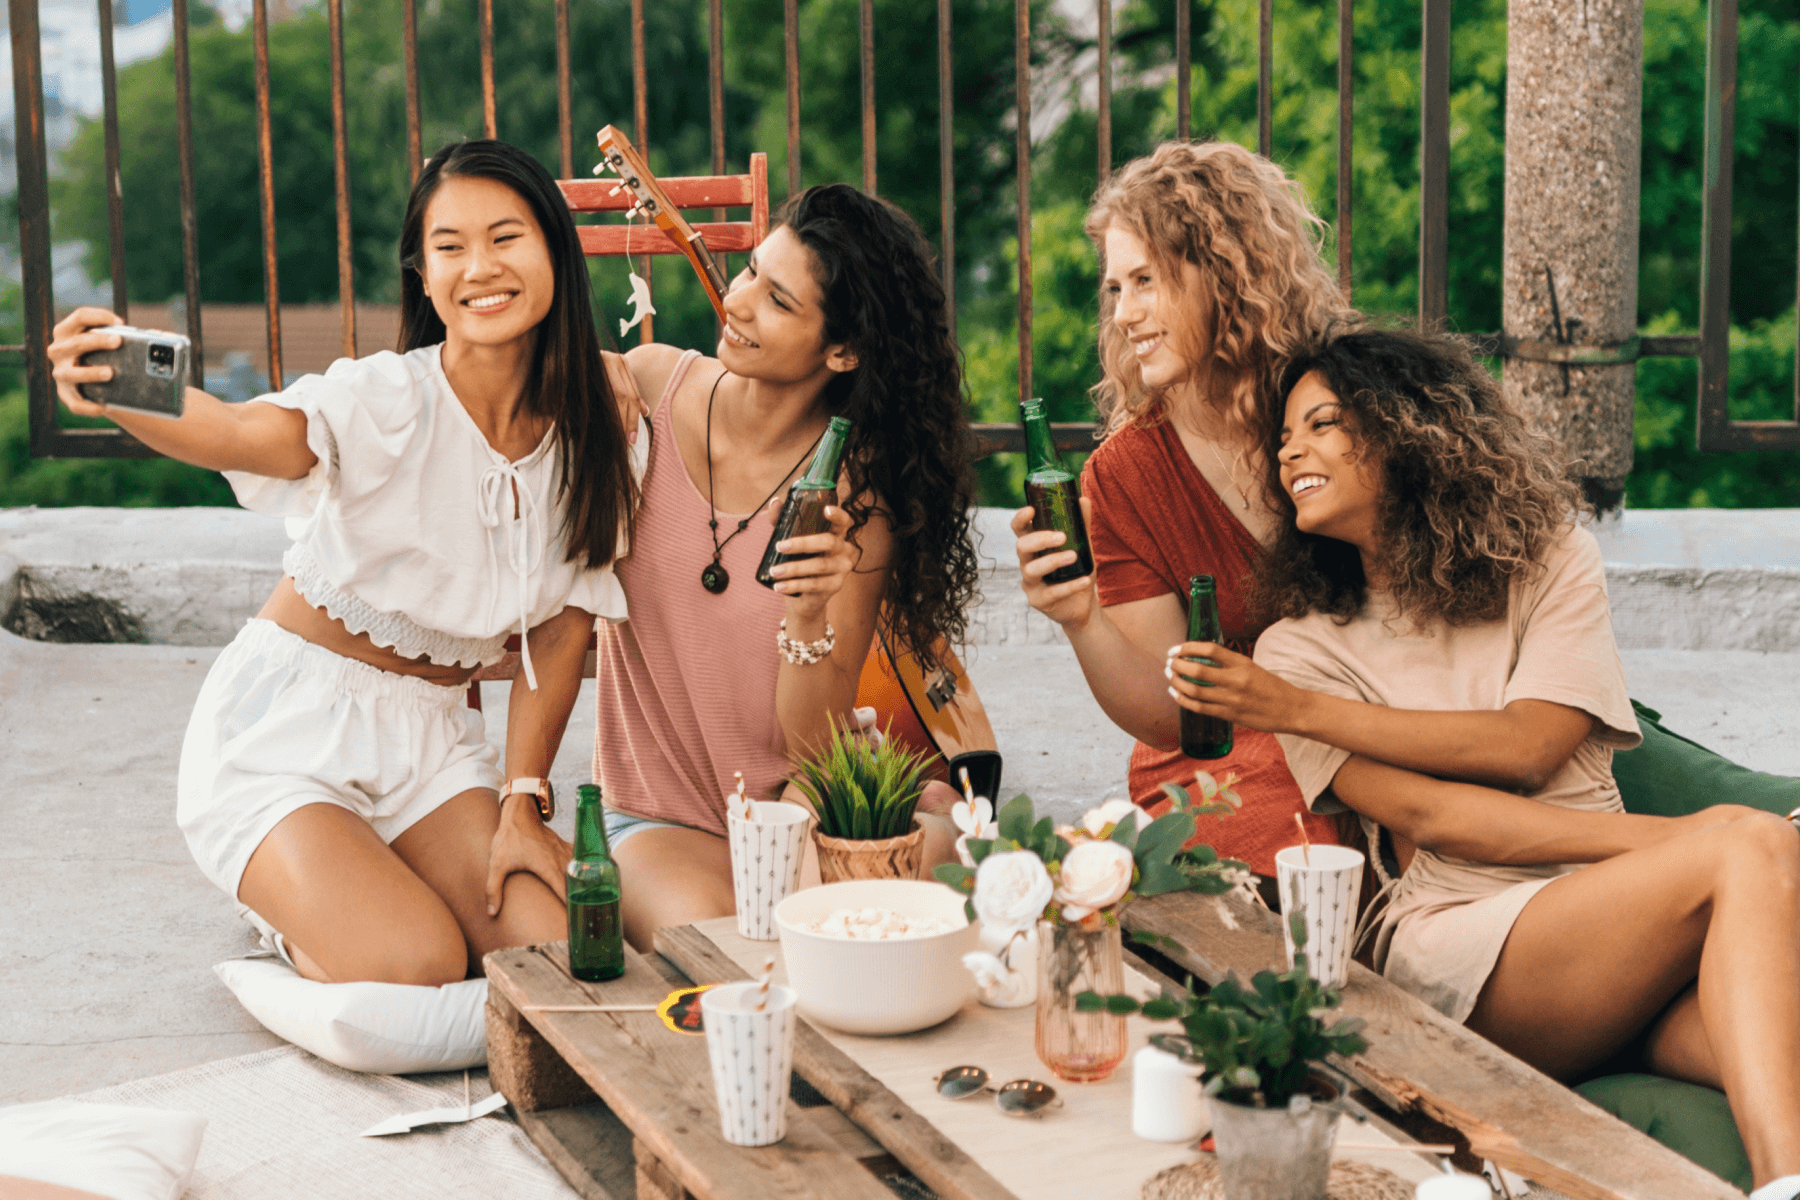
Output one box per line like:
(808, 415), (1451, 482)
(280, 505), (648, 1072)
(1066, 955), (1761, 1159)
(5, 620), (1798, 1105)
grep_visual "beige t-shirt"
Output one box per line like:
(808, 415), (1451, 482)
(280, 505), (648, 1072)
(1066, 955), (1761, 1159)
(1252, 524), (1642, 1020)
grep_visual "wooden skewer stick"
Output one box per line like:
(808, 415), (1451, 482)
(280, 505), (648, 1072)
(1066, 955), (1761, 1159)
(522, 1004), (660, 1013)
(1334, 1141), (1456, 1154)
(1294, 812), (1312, 866)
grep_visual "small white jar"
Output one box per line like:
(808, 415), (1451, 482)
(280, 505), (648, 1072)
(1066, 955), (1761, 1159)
(1130, 1044), (1207, 1143)
(1415, 1173), (1493, 1199)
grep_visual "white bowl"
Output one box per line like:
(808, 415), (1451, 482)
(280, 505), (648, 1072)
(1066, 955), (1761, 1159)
(774, 879), (979, 1035)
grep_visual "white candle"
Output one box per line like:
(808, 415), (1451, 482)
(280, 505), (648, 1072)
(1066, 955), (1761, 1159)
(1131, 1045), (1207, 1143)
(1415, 1174), (1492, 1200)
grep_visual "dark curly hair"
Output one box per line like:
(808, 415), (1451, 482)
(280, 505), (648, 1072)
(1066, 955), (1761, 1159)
(775, 185), (980, 670)
(398, 139), (636, 570)
(1251, 329), (1586, 627)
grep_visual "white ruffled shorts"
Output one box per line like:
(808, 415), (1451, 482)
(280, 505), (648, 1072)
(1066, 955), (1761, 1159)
(178, 619), (503, 920)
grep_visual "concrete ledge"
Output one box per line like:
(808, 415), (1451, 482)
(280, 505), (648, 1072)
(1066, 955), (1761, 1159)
(5, 505), (1800, 652)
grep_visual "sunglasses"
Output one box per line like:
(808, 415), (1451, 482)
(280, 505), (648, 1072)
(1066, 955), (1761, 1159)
(933, 1066), (1062, 1117)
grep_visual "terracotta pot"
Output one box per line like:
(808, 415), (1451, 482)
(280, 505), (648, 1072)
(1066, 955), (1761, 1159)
(811, 816), (926, 883)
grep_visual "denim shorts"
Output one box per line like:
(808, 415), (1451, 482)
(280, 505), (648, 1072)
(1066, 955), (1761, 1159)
(602, 805), (688, 849)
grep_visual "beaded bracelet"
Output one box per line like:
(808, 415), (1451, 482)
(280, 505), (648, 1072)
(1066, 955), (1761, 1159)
(778, 620), (836, 666)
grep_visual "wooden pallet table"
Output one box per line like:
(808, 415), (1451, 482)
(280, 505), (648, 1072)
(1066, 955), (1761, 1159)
(1121, 891), (1745, 1200)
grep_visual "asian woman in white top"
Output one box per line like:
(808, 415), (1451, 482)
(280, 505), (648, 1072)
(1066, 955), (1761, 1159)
(46, 140), (643, 988)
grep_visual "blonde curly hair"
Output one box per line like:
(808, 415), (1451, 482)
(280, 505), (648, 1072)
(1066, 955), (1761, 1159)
(1085, 141), (1355, 440)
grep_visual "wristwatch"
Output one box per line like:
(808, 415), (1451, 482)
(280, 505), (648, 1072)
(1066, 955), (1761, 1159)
(500, 777), (555, 822)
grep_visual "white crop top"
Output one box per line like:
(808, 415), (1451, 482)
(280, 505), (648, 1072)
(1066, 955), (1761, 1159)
(225, 345), (646, 686)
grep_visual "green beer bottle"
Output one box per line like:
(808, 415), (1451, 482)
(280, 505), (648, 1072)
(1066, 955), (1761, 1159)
(1021, 398), (1093, 584)
(756, 415), (854, 588)
(1178, 575), (1233, 760)
(567, 783), (624, 982)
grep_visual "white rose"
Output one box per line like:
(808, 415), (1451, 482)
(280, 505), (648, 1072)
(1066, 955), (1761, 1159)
(1054, 839), (1136, 922)
(972, 850), (1054, 939)
(1077, 798), (1152, 840)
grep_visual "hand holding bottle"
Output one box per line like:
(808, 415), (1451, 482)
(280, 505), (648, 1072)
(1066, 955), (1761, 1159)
(762, 499), (857, 620)
(1011, 497), (1098, 631)
(1164, 638), (1312, 736)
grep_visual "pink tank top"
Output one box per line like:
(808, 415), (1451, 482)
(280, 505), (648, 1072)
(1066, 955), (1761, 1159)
(594, 351), (792, 835)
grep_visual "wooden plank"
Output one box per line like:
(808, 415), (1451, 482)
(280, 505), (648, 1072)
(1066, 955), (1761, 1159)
(655, 925), (1020, 1200)
(517, 1103), (640, 1200)
(487, 992), (597, 1113)
(485, 941), (895, 1200)
(1123, 893), (1742, 1200)
(561, 175), (755, 211)
(635, 1138), (694, 1200)
(577, 224), (756, 258)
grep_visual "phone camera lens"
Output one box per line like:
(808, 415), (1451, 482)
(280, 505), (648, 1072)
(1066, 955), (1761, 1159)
(149, 344), (175, 367)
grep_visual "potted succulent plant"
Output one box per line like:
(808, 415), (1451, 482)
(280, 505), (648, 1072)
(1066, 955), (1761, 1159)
(1080, 913), (1370, 1200)
(791, 720), (937, 883)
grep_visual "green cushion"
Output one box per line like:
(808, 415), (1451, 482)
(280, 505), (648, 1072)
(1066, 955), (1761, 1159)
(1576, 1073), (1752, 1192)
(1614, 700), (1800, 819)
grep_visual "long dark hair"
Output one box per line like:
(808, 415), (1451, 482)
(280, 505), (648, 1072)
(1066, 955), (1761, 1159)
(1251, 329), (1585, 627)
(398, 139), (636, 569)
(775, 184), (980, 670)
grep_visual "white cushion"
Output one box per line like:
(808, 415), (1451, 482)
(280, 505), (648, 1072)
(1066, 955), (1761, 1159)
(213, 958), (487, 1075)
(0, 1100), (205, 1200)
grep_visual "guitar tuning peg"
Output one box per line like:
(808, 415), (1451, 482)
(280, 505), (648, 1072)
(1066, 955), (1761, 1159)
(608, 184), (624, 196)
(591, 162), (606, 176)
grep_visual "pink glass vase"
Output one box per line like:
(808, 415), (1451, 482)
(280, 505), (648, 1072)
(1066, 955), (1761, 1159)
(1034, 918), (1128, 1082)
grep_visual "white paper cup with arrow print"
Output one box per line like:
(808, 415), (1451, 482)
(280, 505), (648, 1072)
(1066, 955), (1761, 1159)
(728, 802), (812, 941)
(1274, 844), (1364, 989)
(701, 981), (799, 1146)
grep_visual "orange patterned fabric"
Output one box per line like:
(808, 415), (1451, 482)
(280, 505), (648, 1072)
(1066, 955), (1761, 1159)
(1083, 418), (1341, 877)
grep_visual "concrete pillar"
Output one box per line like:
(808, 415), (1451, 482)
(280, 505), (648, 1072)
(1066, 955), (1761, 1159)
(1502, 0), (1643, 511)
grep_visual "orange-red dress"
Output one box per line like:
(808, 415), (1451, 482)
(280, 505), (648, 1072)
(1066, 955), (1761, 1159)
(1082, 417), (1341, 877)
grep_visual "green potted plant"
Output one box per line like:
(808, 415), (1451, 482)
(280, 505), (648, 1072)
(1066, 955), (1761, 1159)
(791, 720), (937, 882)
(1080, 914), (1369, 1200)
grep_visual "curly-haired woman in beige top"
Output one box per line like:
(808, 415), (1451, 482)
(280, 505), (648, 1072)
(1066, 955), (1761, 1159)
(1165, 328), (1800, 1198)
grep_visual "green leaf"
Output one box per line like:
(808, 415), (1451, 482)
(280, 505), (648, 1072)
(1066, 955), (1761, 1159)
(1141, 998), (1185, 1021)
(1288, 909), (1308, 949)
(1159, 780), (1193, 812)
(1136, 861), (1192, 897)
(1074, 991), (1111, 1012)
(933, 863), (975, 889)
(967, 838), (995, 865)
(1109, 817), (1140, 850)
(1133, 811), (1193, 865)
(996, 794), (1036, 843)
(1105, 994), (1142, 1015)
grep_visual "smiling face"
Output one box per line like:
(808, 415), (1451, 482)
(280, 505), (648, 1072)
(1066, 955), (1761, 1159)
(416, 174), (555, 350)
(1102, 224), (1210, 392)
(1278, 371), (1384, 554)
(717, 225), (857, 384)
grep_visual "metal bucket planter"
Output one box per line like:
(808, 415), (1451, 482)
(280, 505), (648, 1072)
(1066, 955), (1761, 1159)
(812, 816), (926, 883)
(1206, 1075), (1341, 1200)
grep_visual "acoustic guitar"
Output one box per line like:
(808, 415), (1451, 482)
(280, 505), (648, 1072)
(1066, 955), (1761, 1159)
(592, 126), (1003, 799)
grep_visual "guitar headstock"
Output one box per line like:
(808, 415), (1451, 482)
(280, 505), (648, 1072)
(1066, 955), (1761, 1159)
(593, 124), (728, 319)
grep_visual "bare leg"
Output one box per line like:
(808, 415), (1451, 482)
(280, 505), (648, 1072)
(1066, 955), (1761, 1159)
(237, 802), (468, 986)
(1466, 812), (1800, 1186)
(391, 788), (569, 976)
(612, 826), (735, 953)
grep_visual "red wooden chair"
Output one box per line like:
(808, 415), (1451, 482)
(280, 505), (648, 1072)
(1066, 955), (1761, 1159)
(464, 151), (771, 713)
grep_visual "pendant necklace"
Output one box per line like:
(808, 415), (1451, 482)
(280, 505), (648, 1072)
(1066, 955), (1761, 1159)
(1206, 437), (1252, 511)
(700, 370), (824, 595)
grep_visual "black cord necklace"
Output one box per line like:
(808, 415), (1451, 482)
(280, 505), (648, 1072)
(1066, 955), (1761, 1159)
(701, 370), (823, 595)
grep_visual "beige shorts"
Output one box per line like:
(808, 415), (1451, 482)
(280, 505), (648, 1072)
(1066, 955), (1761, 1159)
(177, 619), (502, 917)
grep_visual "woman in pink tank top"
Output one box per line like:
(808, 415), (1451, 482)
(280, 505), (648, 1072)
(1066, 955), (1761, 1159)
(598, 185), (980, 949)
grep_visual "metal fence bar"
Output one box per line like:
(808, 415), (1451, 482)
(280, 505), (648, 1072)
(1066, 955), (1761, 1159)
(938, 0), (955, 334)
(1694, 0), (1798, 449)
(632, 0), (652, 344)
(860, 0), (876, 193)
(1337, 0), (1353, 299)
(173, 0), (203, 376)
(97, 0), (127, 318)
(784, 0), (801, 195)
(13, 0), (57, 452)
(479, 0), (496, 138)
(709, 0), (725, 182)
(556, 0), (573, 179)
(1417, 0), (1449, 329)
(1175, 0), (1190, 140)
(329, 0), (356, 359)
(1015, 0), (1032, 408)
(403, 0), (422, 183)
(1257, 0), (1272, 157)
(253, 0), (283, 390)
(1097, 0), (1111, 181)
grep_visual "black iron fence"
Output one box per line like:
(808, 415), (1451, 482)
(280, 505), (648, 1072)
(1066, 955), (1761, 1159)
(7, 0), (1795, 458)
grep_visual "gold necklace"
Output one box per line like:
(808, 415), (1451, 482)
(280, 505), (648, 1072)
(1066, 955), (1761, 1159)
(1202, 435), (1251, 511)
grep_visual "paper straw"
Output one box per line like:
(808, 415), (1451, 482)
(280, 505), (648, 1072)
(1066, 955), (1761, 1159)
(959, 766), (975, 806)
(1294, 813), (1312, 866)
(753, 955), (775, 1012)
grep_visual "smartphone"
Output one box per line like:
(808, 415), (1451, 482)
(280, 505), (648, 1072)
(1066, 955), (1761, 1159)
(77, 326), (191, 418)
